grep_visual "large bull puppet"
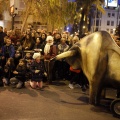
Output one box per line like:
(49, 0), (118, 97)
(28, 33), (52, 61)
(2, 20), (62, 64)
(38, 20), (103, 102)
(54, 31), (120, 105)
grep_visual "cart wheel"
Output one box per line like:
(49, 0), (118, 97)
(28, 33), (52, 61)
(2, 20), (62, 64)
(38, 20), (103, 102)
(110, 99), (120, 118)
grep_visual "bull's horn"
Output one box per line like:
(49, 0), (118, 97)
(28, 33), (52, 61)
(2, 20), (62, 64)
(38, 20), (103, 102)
(56, 50), (76, 60)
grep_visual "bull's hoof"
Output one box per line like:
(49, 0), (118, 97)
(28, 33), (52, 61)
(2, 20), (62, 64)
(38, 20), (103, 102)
(89, 99), (100, 106)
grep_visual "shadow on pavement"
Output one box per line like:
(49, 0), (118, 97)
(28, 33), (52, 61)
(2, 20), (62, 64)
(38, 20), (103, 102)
(60, 100), (89, 105)
(0, 83), (38, 97)
(77, 96), (89, 103)
(51, 81), (67, 86)
(39, 89), (60, 102)
(90, 105), (111, 114)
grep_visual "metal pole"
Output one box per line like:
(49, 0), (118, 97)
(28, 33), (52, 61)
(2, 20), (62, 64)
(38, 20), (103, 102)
(12, 15), (15, 30)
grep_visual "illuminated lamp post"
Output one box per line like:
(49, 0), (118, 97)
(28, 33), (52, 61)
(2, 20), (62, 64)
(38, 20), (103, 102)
(83, 25), (86, 33)
(10, 0), (18, 30)
(10, 5), (15, 30)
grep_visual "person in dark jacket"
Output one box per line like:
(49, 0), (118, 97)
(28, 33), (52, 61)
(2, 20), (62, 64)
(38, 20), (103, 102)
(14, 40), (23, 66)
(0, 46), (3, 86)
(10, 59), (27, 89)
(2, 58), (15, 86)
(30, 53), (47, 89)
(44, 36), (58, 84)
(0, 26), (7, 46)
(33, 37), (44, 55)
(2, 37), (15, 66)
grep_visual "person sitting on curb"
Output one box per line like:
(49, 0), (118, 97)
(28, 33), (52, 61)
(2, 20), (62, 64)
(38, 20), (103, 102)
(10, 59), (27, 89)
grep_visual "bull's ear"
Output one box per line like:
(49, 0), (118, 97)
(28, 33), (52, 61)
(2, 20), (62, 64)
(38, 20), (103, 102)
(56, 50), (76, 60)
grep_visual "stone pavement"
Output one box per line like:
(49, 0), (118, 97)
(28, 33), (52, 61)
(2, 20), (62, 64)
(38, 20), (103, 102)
(0, 80), (119, 120)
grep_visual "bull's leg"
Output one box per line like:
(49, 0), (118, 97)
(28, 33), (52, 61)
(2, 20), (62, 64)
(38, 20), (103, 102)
(89, 81), (102, 105)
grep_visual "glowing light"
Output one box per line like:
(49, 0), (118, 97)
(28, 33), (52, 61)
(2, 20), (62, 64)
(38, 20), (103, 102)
(83, 26), (86, 29)
(0, 21), (4, 27)
(67, 27), (69, 30)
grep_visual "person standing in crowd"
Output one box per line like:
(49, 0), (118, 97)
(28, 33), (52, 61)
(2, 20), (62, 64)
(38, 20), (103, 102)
(0, 26), (7, 46)
(22, 34), (35, 50)
(44, 35), (58, 84)
(53, 33), (61, 45)
(54, 37), (69, 80)
(9, 30), (19, 45)
(69, 35), (79, 47)
(33, 37), (44, 55)
(40, 33), (47, 45)
(30, 53), (47, 90)
(20, 31), (26, 43)
(68, 66), (81, 89)
(2, 37), (15, 66)
(10, 59), (27, 89)
(31, 32), (36, 42)
(14, 40), (23, 66)
(68, 66), (88, 92)
(0, 47), (3, 86)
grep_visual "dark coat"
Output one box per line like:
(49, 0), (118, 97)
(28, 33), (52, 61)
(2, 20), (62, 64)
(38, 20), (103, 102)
(0, 32), (7, 46)
(3, 64), (15, 79)
(30, 60), (45, 82)
(2, 44), (15, 58)
(33, 43), (44, 55)
(14, 65), (27, 82)
(44, 45), (58, 60)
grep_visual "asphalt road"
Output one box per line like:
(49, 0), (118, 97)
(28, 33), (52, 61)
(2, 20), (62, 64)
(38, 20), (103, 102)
(0, 80), (119, 120)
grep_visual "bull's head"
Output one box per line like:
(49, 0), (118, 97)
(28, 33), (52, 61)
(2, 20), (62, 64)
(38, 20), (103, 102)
(53, 44), (81, 70)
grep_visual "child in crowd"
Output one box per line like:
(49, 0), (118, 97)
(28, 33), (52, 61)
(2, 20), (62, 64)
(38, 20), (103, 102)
(24, 52), (33, 81)
(30, 53), (47, 90)
(2, 58), (15, 86)
(24, 52), (33, 68)
(10, 59), (27, 89)
(14, 40), (23, 66)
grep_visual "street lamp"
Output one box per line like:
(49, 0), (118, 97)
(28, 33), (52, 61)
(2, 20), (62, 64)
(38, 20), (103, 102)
(10, 5), (16, 30)
(10, 0), (18, 30)
(83, 26), (86, 29)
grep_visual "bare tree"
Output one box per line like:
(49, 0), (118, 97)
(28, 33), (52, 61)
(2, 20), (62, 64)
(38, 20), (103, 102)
(20, 0), (77, 32)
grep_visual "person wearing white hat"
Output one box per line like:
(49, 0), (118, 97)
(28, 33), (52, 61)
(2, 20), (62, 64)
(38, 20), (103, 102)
(44, 35), (58, 84)
(44, 36), (54, 55)
(30, 52), (47, 89)
(32, 52), (41, 59)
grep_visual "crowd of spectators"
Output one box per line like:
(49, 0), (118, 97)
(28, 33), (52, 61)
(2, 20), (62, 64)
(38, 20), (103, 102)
(0, 25), (119, 91)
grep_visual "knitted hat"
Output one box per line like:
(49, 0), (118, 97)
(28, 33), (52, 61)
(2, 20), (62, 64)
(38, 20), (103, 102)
(46, 36), (53, 41)
(33, 53), (41, 59)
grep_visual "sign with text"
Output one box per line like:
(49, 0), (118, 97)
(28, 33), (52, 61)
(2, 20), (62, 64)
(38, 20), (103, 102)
(108, 0), (118, 7)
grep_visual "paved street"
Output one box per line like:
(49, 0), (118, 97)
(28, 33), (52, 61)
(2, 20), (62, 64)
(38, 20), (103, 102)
(0, 80), (119, 120)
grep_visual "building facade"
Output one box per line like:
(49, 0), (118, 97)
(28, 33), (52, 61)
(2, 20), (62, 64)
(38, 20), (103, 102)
(91, 6), (120, 34)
